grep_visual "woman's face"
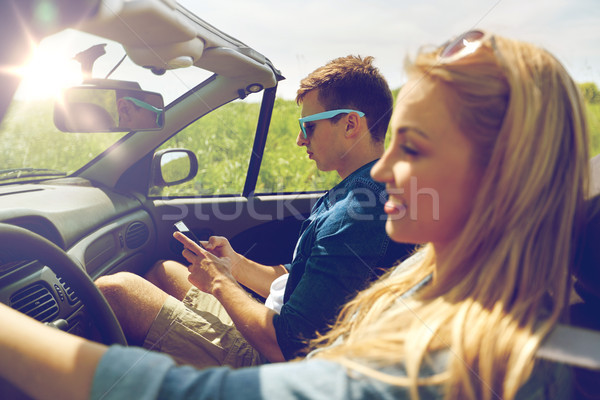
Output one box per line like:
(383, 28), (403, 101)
(371, 77), (483, 257)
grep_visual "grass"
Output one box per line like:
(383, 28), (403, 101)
(587, 103), (600, 157)
(2, 94), (600, 193)
(0, 99), (126, 180)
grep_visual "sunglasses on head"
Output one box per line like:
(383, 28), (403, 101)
(298, 109), (365, 139)
(438, 30), (493, 61)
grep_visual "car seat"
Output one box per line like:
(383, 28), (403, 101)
(54, 102), (115, 132)
(570, 193), (600, 399)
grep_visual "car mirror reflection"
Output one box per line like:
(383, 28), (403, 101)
(54, 85), (164, 132)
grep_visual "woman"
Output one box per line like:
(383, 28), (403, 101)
(0, 30), (588, 400)
(307, 30), (588, 399)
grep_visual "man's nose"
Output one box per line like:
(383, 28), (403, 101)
(296, 130), (309, 146)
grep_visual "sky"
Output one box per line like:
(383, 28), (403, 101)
(14, 0), (600, 102)
(179, 0), (600, 100)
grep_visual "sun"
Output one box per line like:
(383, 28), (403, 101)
(13, 36), (83, 101)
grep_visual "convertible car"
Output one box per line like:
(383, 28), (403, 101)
(0, 1), (599, 399)
(0, 1), (326, 347)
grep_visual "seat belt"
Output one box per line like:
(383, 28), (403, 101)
(536, 324), (600, 370)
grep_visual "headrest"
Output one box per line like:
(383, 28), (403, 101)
(63, 102), (115, 131)
(574, 194), (600, 304)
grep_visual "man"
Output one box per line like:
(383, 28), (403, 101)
(96, 55), (412, 367)
(116, 92), (163, 130)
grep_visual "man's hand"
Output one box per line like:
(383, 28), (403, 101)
(172, 231), (285, 362)
(202, 236), (245, 275)
(173, 231), (237, 294)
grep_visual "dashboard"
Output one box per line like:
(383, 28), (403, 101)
(0, 177), (157, 339)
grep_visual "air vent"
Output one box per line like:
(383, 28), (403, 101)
(125, 221), (149, 249)
(10, 283), (59, 322)
(57, 275), (79, 305)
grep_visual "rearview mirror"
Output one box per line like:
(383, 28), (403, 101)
(54, 86), (164, 132)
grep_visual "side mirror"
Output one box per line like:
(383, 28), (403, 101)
(54, 86), (164, 132)
(151, 149), (198, 187)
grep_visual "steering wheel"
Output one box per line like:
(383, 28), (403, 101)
(0, 223), (127, 345)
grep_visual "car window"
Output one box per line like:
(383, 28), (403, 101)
(0, 93), (129, 184)
(0, 29), (213, 185)
(150, 98), (260, 197)
(150, 97), (340, 198)
(255, 99), (339, 194)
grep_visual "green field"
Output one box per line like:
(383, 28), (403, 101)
(587, 102), (600, 156)
(1, 91), (599, 194)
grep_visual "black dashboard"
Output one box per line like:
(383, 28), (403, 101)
(0, 177), (157, 339)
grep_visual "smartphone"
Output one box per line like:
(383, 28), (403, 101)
(173, 221), (206, 249)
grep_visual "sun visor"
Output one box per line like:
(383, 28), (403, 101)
(77, 0), (203, 70)
(124, 38), (204, 70)
(196, 47), (278, 88)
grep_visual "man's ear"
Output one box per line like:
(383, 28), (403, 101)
(344, 112), (363, 138)
(117, 98), (133, 123)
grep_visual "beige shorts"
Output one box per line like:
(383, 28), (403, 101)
(143, 287), (267, 369)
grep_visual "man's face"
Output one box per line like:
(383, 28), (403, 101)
(296, 90), (347, 174)
(117, 98), (159, 130)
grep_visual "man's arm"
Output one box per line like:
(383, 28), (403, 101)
(176, 232), (286, 362)
(211, 277), (285, 362)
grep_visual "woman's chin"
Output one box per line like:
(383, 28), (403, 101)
(386, 222), (406, 243)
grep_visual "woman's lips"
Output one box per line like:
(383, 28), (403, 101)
(384, 200), (406, 215)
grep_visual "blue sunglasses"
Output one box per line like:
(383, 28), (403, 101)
(123, 96), (164, 127)
(299, 109), (365, 139)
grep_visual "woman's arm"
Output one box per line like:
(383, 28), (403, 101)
(0, 303), (106, 400)
(0, 302), (408, 400)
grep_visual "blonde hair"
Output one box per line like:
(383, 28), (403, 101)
(311, 34), (589, 400)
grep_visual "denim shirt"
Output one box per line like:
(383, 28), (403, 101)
(91, 345), (570, 400)
(272, 160), (413, 360)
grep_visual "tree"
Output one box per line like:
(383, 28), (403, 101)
(580, 82), (600, 104)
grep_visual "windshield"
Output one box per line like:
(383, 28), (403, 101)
(0, 29), (212, 185)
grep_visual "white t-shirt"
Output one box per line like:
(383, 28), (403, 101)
(264, 274), (289, 314)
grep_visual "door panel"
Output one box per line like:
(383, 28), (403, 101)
(147, 193), (322, 268)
